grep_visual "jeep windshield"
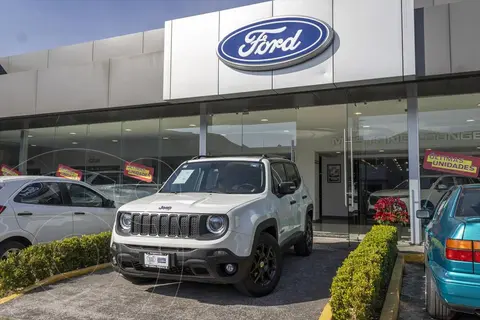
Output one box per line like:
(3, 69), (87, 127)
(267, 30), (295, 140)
(159, 160), (266, 194)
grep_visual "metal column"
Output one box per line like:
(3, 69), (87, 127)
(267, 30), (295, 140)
(18, 129), (29, 174)
(407, 84), (422, 245)
(199, 104), (208, 156)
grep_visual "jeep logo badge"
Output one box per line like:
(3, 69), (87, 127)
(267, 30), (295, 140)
(159, 206), (172, 210)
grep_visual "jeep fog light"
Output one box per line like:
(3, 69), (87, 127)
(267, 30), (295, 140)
(206, 215), (227, 234)
(119, 212), (132, 230)
(224, 263), (237, 275)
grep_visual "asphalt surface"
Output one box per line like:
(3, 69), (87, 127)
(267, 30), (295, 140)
(0, 238), (353, 320)
(399, 263), (479, 320)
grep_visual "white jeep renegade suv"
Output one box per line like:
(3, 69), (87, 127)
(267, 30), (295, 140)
(110, 155), (314, 297)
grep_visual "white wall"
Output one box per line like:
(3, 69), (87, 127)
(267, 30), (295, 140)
(321, 155), (347, 218)
(296, 138), (347, 220)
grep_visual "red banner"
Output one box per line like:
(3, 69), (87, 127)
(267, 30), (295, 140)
(423, 150), (480, 178)
(123, 162), (154, 183)
(0, 164), (21, 176)
(56, 164), (83, 181)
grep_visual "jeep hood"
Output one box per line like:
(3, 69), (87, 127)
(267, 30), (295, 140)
(119, 192), (264, 214)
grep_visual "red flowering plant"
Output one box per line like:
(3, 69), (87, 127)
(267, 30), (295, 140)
(373, 197), (409, 226)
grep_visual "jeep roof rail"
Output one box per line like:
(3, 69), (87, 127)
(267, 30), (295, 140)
(260, 154), (289, 160)
(190, 155), (210, 160)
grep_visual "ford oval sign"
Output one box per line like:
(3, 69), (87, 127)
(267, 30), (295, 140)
(217, 16), (333, 71)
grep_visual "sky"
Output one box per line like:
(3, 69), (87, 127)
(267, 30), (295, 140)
(0, 0), (266, 57)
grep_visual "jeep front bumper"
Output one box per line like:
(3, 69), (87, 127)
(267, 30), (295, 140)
(110, 243), (252, 284)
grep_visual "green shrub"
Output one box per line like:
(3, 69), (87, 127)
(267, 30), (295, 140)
(330, 225), (398, 320)
(0, 231), (111, 298)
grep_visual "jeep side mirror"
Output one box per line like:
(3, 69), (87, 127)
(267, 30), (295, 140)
(278, 182), (296, 195)
(416, 209), (433, 220)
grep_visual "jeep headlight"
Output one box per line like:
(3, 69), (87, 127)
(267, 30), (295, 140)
(206, 215), (227, 235)
(119, 212), (132, 230)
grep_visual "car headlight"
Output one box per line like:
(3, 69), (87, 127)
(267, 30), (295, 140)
(206, 215), (227, 235)
(119, 212), (132, 230)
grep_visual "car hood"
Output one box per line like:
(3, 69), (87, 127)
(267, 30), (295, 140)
(119, 192), (264, 214)
(370, 189), (409, 198)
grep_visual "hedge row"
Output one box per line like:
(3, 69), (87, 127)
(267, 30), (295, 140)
(330, 225), (398, 320)
(0, 231), (111, 298)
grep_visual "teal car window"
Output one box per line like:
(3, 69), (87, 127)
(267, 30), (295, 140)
(432, 190), (453, 222)
(455, 187), (480, 217)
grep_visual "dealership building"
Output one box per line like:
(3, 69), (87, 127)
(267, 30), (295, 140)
(1, 0), (480, 244)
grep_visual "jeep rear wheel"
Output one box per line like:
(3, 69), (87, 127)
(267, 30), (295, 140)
(425, 266), (455, 320)
(234, 232), (283, 297)
(294, 214), (313, 256)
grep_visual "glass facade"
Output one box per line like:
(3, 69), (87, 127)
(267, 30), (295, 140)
(3, 88), (480, 242)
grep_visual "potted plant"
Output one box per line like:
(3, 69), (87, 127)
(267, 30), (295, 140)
(373, 197), (409, 241)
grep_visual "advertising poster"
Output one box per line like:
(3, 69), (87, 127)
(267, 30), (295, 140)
(327, 164), (341, 183)
(123, 162), (154, 183)
(0, 164), (21, 176)
(423, 150), (480, 178)
(56, 164), (83, 181)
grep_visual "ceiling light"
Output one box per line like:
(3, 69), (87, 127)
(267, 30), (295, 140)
(355, 112), (362, 115)
(261, 118), (269, 122)
(112, 139), (118, 143)
(379, 150), (384, 153)
(362, 125), (370, 128)
(72, 142), (78, 145)
(125, 128), (132, 132)
(467, 119), (475, 122)
(283, 130), (289, 133)
(426, 148), (431, 151)
(221, 134), (227, 136)
(69, 132), (76, 135)
(31, 144), (36, 147)
(162, 137), (169, 140)
(336, 151), (341, 154)
(477, 103), (480, 107)
(27, 135), (33, 138)
(477, 146), (480, 149)
(189, 124), (196, 127)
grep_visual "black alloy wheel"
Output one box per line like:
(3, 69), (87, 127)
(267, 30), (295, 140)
(250, 243), (277, 287)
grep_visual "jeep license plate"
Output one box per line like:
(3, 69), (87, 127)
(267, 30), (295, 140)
(144, 253), (170, 269)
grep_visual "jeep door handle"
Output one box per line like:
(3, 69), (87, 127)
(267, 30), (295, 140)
(74, 212), (85, 215)
(290, 200), (297, 205)
(302, 195), (307, 199)
(17, 211), (33, 216)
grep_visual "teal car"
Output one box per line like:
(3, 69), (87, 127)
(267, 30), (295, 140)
(417, 184), (480, 319)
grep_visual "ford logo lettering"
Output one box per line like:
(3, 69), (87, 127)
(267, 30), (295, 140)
(217, 16), (333, 71)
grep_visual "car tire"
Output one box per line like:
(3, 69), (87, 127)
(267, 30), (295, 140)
(425, 266), (455, 320)
(0, 240), (26, 260)
(294, 214), (313, 257)
(234, 232), (283, 297)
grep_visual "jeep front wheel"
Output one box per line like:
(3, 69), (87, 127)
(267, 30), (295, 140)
(234, 232), (283, 297)
(294, 214), (313, 256)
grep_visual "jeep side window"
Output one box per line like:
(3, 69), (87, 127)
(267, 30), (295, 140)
(271, 163), (287, 194)
(284, 163), (300, 188)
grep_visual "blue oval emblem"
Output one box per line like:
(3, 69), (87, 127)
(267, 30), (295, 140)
(217, 16), (333, 71)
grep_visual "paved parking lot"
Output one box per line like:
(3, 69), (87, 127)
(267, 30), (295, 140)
(399, 263), (479, 320)
(0, 238), (353, 320)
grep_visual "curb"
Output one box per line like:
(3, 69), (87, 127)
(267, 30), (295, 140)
(379, 254), (405, 320)
(403, 253), (424, 264)
(318, 301), (332, 320)
(0, 263), (112, 305)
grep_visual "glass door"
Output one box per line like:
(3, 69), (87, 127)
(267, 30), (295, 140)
(345, 97), (409, 240)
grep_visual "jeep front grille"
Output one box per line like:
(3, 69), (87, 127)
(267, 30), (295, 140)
(130, 213), (200, 238)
